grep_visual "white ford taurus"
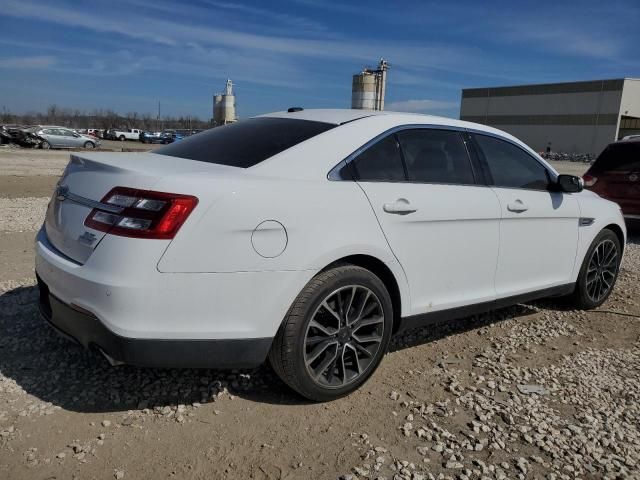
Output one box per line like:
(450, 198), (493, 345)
(36, 109), (626, 400)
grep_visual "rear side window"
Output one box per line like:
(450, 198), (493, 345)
(473, 134), (550, 190)
(591, 142), (640, 173)
(156, 117), (335, 168)
(350, 135), (406, 182)
(396, 129), (475, 184)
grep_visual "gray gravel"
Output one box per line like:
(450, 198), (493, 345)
(0, 197), (49, 232)
(345, 238), (640, 480)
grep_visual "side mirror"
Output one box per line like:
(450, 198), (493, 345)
(557, 174), (583, 193)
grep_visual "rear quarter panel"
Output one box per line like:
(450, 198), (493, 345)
(156, 176), (399, 273)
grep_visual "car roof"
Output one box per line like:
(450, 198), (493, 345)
(250, 109), (556, 180)
(259, 109), (396, 125)
(258, 108), (502, 133)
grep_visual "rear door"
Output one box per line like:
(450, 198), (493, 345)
(41, 128), (60, 147)
(352, 128), (501, 315)
(471, 133), (580, 297)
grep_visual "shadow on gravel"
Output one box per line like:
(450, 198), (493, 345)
(0, 285), (542, 413)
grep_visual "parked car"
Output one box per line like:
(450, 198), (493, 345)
(113, 128), (142, 141)
(28, 126), (100, 149)
(36, 109), (625, 401)
(584, 139), (640, 222)
(139, 131), (172, 144)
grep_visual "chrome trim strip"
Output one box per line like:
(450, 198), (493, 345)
(56, 185), (124, 214)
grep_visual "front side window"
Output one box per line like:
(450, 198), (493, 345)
(473, 134), (550, 190)
(350, 134), (406, 182)
(156, 117), (335, 168)
(396, 129), (475, 184)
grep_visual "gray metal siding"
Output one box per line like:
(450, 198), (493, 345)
(462, 79), (624, 98)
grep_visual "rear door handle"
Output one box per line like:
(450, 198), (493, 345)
(383, 198), (417, 215)
(507, 199), (529, 213)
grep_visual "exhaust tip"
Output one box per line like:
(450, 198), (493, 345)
(93, 345), (125, 366)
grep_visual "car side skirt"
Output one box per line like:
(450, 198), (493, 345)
(396, 283), (575, 333)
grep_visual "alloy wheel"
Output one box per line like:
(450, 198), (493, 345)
(586, 239), (618, 303)
(303, 285), (385, 388)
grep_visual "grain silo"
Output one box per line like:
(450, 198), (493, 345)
(351, 58), (389, 111)
(213, 79), (237, 126)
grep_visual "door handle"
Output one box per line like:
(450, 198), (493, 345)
(383, 198), (417, 215)
(507, 199), (528, 213)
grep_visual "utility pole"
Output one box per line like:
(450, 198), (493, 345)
(156, 101), (161, 132)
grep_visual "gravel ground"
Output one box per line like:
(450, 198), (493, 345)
(0, 197), (49, 232)
(0, 153), (637, 479)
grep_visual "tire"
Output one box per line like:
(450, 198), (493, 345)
(119, 135), (125, 141)
(41, 141), (51, 150)
(568, 228), (621, 309)
(269, 265), (393, 401)
(84, 141), (95, 149)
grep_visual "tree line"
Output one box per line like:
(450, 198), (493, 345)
(1, 105), (211, 131)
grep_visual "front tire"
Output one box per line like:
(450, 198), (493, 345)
(119, 135), (125, 141)
(569, 228), (621, 309)
(269, 265), (393, 401)
(84, 141), (95, 149)
(41, 141), (51, 150)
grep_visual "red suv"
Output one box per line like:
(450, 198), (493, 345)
(584, 140), (640, 222)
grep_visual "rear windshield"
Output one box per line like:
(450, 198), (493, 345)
(155, 117), (335, 168)
(591, 142), (640, 173)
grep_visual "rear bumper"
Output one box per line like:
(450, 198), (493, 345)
(37, 275), (272, 368)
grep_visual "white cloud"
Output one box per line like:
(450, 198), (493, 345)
(385, 99), (459, 113)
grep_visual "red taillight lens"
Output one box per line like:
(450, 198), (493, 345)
(583, 174), (598, 187)
(84, 187), (198, 239)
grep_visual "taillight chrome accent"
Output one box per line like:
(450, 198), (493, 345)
(583, 174), (598, 187)
(84, 187), (198, 239)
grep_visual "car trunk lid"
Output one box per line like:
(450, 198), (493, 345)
(44, 152), (217, 264)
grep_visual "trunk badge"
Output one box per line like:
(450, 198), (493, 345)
(56, 185), (69, 201)
(78, 231), (97, 245)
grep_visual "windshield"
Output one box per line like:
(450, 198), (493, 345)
(155, 117), (335, 168)
(592, 142), (640, 173)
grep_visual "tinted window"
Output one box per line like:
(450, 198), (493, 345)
(350, 135), (406, 182)
(591, 142), (640, 173)
(396, 129), (475, 184)
(156, 117), (335, 168)
(473, 134), (550, 190)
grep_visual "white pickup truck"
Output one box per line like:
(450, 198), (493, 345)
(113, 128), (142, 141)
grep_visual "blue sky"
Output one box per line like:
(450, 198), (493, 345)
(0, 0), (638, 120)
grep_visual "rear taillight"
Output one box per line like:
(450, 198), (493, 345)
(84, 187), (198, 239)
(583, 174), (598, 187)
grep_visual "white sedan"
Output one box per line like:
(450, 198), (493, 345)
(35, 109), (626, 400)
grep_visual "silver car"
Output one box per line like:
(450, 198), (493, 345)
(30, 126), (101, 149)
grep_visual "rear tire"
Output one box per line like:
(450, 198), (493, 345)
(269, 265), (393, 401)
(119, 135), (125, 141)
(568, 228), (621, 309)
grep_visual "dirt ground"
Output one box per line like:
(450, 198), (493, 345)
(1, 150), (638, 480)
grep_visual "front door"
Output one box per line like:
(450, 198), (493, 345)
(352, 128), (501, 316)
(471, 133), (580, 297)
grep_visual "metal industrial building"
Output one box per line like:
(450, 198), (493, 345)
(460, 78), (640, 155)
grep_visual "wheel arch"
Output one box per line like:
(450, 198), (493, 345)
(320, 254), (404, 333)
(604, 223), (625, 254)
